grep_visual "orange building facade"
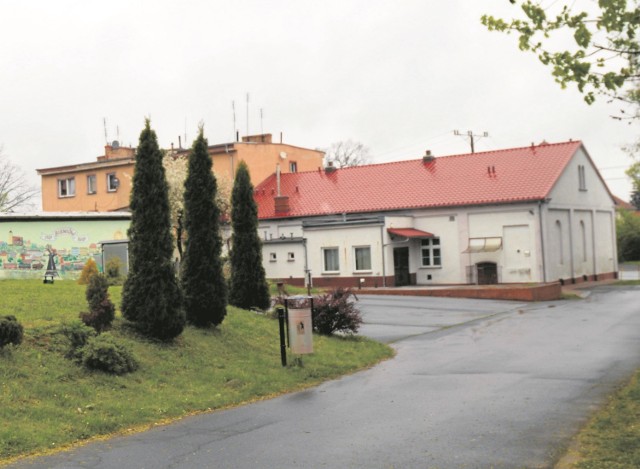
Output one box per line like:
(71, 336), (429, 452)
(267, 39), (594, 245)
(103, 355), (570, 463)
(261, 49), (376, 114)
(37, 134), (324, 212)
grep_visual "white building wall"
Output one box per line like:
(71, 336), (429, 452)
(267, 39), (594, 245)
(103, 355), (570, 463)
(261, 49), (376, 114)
(412, 212), (461, 284)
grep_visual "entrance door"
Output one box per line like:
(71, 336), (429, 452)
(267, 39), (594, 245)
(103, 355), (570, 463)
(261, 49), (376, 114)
(477, 262), (498, 285)
(394, 247), (410, 286)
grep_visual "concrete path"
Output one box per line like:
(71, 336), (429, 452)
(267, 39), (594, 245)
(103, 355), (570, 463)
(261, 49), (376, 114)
(7, 286), (640, 469)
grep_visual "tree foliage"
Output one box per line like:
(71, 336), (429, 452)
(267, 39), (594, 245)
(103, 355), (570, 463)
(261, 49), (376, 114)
(181, 127), (228, 327)
(312, 288), (363, 336)
(0, 148), (38, 212)
(228, 161), (270, 310)
(323, 140), (371, 168)
(164, 150), (232, 259)
(482, 1), (639, 113)
(616, 208), (640, 260)
(121, 119), (185, 341)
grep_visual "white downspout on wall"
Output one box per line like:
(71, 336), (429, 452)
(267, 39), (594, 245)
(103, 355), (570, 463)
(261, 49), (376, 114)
(538, 200), (547, 283)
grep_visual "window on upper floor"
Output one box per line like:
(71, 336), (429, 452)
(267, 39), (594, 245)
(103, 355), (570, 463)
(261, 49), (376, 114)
(87, 174), (97, 195)
(58, 177), (76, 198)
(354, 246), (372, 271)
(269, 252), (277, 262)
(578, 165), (587, 191)
(288, 252), (295, 262)
(289, 161), (298, 173)
(107, 173), (119, 192)
(421, 238), (441, 267)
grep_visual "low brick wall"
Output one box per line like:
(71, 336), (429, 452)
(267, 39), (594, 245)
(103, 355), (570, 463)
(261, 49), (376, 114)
(358, 282), (562, 302)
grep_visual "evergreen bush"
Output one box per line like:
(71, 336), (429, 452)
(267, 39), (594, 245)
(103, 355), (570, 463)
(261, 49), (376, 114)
(105, 257), (124, 285)
(77, 258), (99, 285)
(80, 333), (138, 375)
(228, 161), (270, 310)
(80, 274), (115, 332)
(312, 288), (363, 336)
(0, 315), (24, 348)
(121, 119), (185, 341)
(181, 127), (228, 327)
(61, 321), (96, 361)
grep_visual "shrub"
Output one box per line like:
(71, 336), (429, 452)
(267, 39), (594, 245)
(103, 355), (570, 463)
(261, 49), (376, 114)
(105, 257), (125, 285)
(0, 315), (24, 348)
(77, 258), (99, 285)
(61, 321), (96, 361)
(80, 333), (138, 375)
(80, 274), (115, 332)
(312, 288), (363, 336)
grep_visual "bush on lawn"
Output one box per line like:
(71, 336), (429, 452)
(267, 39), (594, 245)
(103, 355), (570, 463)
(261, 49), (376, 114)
(80, 333), (138, 375)
(80, 274), (115, 332)
(77, 258), (99, 285)
(0, 315), (24, 349)
(61, 321), (96, 361)
(105, 257), (125, 285)
(312, 288), (363, 336)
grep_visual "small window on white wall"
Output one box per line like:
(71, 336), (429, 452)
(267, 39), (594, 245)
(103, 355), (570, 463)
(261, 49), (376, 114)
(288, 252), (295, 262)
(578, 165), (587, 191)
(421, 238), (441, 267)
(269, 252), (277, 262)
(322, 247), (339, 272)
(354, 246), (372, 271)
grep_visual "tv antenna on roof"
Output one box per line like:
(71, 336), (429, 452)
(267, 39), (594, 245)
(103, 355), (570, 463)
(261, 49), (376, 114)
(454, 130), (489, 154)
(103, 117), (109, 145)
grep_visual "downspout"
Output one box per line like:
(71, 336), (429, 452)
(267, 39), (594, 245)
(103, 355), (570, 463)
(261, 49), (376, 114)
(591, 209), (597, 280)
(380, 224), (386, 287)
(303, 237), (309, 288)
(538, 200), (547, 283)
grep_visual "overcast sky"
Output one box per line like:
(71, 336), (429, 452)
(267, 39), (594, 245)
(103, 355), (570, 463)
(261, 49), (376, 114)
(1, 0), (637, 205)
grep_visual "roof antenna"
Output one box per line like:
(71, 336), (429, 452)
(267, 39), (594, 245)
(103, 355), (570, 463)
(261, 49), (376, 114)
(260, 108), (264, 137)
(454, 130), (489, 154)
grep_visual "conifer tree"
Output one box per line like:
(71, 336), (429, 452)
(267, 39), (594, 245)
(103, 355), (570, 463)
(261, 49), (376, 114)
(229, 161), (270, 310)
(121, 119), (185, 340)
(181, 127), (227, 327)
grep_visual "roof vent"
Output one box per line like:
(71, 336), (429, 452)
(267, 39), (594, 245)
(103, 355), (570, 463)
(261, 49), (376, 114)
(325, 161), (337, 173)
(423, 150), (435, 163)
(112, 140), (120, 149)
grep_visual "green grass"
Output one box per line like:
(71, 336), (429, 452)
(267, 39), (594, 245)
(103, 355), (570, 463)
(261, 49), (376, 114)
(562, 369), (640, 469)
(0, 280), (393, 462)
(615, 280), (640, 286)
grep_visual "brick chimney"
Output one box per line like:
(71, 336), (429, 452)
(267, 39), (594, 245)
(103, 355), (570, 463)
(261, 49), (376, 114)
(275, 195), (290, 213)
(99, 141), (136, 161)
(242, 133), (272, 143)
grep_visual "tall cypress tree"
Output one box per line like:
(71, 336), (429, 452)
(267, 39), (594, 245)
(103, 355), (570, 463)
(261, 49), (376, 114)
(121, 119), (185, 340)
(181, 127), (227, 327)
(229, 161), (270, 310)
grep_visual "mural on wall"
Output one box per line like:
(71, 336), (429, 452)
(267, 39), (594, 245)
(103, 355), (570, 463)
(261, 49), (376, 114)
(0, 220), (129, 280)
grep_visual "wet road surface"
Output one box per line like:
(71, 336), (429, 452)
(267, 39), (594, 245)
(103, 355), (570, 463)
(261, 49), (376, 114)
(7, 286), (640, 468)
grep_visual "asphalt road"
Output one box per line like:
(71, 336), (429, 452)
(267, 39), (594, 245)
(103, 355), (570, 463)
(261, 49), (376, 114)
(7, 286), (640, 469)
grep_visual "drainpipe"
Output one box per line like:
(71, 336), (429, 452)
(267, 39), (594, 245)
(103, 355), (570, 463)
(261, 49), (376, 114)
(380, 225), (386, 287)
(538, 200), (547, 283)
(568, 209), (575, 283)
(303, 237), (309, 288)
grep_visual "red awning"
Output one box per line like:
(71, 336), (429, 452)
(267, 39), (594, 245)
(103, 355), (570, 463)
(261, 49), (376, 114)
(387, 228), (434, 239)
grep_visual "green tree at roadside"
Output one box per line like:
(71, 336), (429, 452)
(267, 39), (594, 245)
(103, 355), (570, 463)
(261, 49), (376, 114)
(181, 126), (227, 327)
(121, 119), (185, 341)
(617, 208), (640, 261)
(228, 161), (270, 310)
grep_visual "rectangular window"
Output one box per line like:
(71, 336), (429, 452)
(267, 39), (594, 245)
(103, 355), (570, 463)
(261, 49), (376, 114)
(87, 174), (97, 194)
(287, 252), (295, 262)
(322, 247), (339, 272)
(354, 246), (372, 271)
(269, 252), (277, 262)
(421, 238), (441, 267)
(578, 165), (587, 191)
(58, 177), (76, 198)
(289, 161), (298, 173)
(107, 173), (119, 192)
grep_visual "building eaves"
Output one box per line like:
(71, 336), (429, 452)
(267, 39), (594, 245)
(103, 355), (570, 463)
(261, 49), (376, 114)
(36, 157), (135, 176)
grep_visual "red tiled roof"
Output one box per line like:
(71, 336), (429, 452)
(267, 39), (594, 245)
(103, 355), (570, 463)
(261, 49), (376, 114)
(388, 228), (434, 238)
(255, 141), (584, 219)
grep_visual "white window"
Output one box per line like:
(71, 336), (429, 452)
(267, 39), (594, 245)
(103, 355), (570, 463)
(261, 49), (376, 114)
(578, 165), (587, 191)
(269, 252), (277, 262)
(58, 177), (75, 198)
(421, 238), (441, 267)
(288, 252), (295, 262)
(322, 247), (339, 272)
(87, 174), (97, 195)
(289, 161), (298, 173)
(107, 173), (119, 192)
(354, 246), (372, 271)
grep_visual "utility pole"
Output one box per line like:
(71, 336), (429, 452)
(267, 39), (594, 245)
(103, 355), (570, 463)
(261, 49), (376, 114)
(454, 130), (489, 154)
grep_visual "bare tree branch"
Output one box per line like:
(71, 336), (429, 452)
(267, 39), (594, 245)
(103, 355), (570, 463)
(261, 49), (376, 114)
(323, 140), (371, 168)
(0, 147), (39, 212)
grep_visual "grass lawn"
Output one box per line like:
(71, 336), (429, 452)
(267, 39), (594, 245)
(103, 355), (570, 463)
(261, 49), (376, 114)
(0, 280), (393, 463)
(559, 369), (640, 469)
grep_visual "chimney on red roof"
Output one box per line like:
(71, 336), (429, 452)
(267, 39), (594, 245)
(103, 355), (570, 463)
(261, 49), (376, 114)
(423, 150), (435, 163)
(325, 161), (337, 173)
(275, 195), (290, 213)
